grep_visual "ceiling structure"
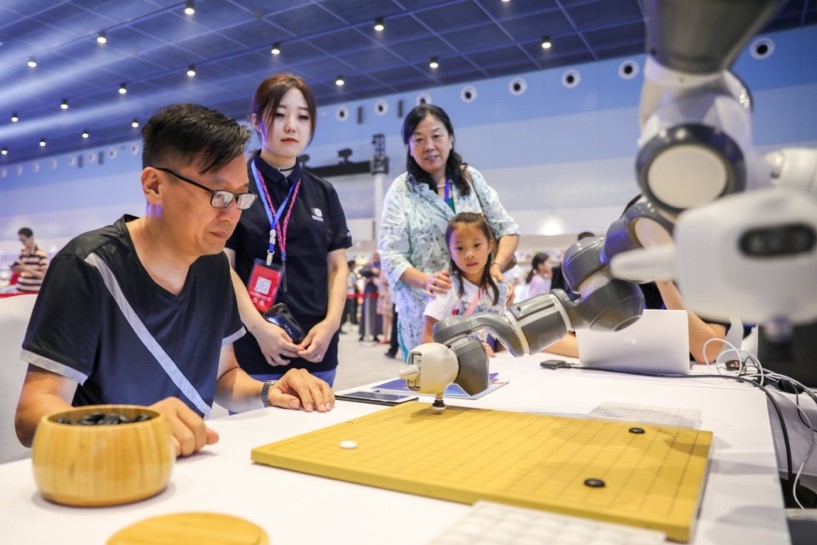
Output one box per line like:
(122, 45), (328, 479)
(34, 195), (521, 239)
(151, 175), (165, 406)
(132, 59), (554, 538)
(0, 0), (814, 164)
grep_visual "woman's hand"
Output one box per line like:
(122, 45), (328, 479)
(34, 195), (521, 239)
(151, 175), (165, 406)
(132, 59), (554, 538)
(297, 319), (336, 363)
(490, 263), (515, 306)
(251, 321), (302, 367)
(423, 270), (451, 297)
(482, 342), (496, 358)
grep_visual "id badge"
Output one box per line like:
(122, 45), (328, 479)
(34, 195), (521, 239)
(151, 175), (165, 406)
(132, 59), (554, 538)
(248, 258), (283, 313)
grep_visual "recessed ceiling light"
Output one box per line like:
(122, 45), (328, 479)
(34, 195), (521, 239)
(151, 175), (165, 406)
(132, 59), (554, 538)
(97, 31), (107, 45)
(60, 99), (69, 110)
(82, 130), (90, 139)
(184, 1), (195, 15)
(39, 139), (47, 147)
(271, 43), (281, 56)
(27, 57), (37, 68)
(11, 113), (19, 123)
(541, 36), (552, 50)
(374, 17), (384, 32)
(1, 148), (8, 156)
(335, 75), (345, 87)
(131, 119), (139, 128)
(429, 57), (439, 69)
(187, 65), (196, 78)
(119, 83), (127, 95)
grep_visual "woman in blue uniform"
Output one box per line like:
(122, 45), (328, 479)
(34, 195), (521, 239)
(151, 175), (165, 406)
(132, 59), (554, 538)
(225, 74), (351, 386)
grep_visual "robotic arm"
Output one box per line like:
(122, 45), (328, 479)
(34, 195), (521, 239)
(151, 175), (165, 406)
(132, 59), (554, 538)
(400, 237), (645, 407)
(401, 0), (817, 403)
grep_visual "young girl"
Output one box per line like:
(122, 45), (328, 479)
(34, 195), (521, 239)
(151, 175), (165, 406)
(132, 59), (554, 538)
(524, 252), (552, 299)
(422, 212), (509, 356)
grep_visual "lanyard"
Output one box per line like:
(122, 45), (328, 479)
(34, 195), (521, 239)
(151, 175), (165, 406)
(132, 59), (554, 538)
(462, 287), (483, 317)
(251, 161), (301, 266)
(443, 179), (455, 212)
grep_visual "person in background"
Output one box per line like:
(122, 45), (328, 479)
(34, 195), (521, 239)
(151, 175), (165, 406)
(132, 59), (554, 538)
(375, 259), (393, 345)
(358, 253), (382, 342)
(379, 104), (519, 358)
(15, 104), (334, 457)
(225, 74), (351, 387)
(341, 259), (359, 332)
(422, 213), (509, 357)
(11, 227), (48, 293)
(385, 303), (400, 359)
(550, 231), (594, 293)
(524, 252), (553, 299)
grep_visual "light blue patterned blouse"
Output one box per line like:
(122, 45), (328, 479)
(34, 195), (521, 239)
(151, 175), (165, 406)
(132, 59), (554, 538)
(378, 165), (519, 357)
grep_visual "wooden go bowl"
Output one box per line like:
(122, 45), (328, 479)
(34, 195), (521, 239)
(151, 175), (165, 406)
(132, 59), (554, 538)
(31, 405), (174, 507)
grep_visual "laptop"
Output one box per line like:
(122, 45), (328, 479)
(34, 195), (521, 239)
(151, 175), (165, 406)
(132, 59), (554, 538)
(575, 309), (691, 375)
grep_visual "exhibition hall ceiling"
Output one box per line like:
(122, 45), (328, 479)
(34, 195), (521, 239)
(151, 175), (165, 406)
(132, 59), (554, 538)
(0, 0), (814, 163)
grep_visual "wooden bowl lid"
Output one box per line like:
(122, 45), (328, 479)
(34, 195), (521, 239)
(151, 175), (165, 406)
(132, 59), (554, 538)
(107, 512), (268, 545)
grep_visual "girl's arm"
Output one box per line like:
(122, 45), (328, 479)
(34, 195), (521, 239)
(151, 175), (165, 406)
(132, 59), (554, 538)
(421, 315), (438, 345)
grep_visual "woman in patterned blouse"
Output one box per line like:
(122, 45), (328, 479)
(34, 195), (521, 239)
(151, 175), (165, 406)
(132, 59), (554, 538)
(378, 104), (519, 359)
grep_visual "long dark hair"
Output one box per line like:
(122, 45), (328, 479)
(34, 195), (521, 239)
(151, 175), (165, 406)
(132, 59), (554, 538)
(251, 74), (317, 143)
(445, 212), (499, 305)
(526, 252), (550, 284)
(401, 103), (471, 195)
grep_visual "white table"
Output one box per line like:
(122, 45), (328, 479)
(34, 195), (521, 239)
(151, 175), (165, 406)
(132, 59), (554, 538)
(0, 354), (791, 545)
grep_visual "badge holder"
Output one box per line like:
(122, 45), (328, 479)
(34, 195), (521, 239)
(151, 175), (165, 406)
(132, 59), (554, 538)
(248, 258), (283, 313)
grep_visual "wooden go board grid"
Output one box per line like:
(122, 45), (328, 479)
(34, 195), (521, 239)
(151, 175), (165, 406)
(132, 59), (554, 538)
(252, 402), (713, 542)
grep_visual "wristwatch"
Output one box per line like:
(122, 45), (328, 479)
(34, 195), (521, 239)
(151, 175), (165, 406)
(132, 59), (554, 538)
(260, 380), (276, 408)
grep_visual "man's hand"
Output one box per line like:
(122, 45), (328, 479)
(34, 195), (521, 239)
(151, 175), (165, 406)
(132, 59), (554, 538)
(252, 321), (302, 367)
(150, 397), (218, 458)
(266, 369), (335, 413)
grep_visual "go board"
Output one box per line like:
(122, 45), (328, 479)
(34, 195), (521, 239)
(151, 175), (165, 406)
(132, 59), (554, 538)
(252, 402), (712, 542)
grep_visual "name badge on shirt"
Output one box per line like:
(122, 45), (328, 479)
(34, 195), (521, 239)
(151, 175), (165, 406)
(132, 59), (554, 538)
(248, 258), (284, 313)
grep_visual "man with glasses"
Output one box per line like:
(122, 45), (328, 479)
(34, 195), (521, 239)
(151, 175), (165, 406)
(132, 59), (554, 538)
(15, 104), (335, 457)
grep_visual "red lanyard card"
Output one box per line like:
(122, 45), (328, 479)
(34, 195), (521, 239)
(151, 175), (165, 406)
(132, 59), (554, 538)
(248, 258), (284, 313)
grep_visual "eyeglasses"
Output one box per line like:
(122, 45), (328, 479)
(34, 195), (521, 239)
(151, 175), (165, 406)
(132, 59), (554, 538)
(153, 166), (257, 210)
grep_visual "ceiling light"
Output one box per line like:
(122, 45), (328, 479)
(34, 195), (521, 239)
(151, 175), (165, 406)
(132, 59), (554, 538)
(131, 119), (139, 128)
(82, 130), (90, 139)
(502, 0), (511, 3)
(97, 31), (107, 45)
(39, 139), (47, 147)
(1, 148), (7, 156)
(374, 17), (384, 32)
(541, 36), (552, 50)
(11, 113), (19, 123)
(335, 75), (345, 87)
(429, 57), (439, 69)
(184, 1), (195, 15)
(119, 83), (127, 95)
(271, 43), (281, 56)
(187, 65), (196, 77)
(27, 57), (37, 68)
(60, 99), (69, 110)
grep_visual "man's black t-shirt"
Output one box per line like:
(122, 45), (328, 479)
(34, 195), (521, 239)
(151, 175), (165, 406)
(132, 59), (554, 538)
(21, 216), (244, 418)
(226, 153), (352, 375)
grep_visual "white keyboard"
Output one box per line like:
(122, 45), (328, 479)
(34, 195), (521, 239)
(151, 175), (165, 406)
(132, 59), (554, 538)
(428, 501), (666, 545)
